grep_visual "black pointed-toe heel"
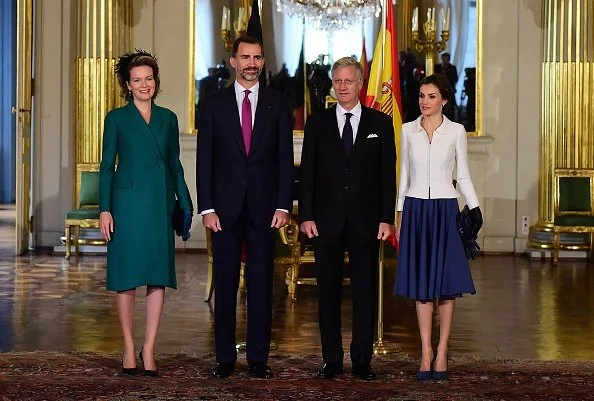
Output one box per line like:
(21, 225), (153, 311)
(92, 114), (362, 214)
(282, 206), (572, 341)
(139, 348), (159, 377)
(121, 356), (137, 376)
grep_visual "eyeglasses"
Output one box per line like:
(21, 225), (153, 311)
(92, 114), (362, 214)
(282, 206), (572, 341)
(333, 79), (358, 86)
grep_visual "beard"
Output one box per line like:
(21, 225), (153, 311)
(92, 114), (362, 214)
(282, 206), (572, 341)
(239, 67), (262, 82)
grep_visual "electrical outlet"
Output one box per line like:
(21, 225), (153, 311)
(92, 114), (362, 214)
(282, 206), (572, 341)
(521, 216), (529, 236)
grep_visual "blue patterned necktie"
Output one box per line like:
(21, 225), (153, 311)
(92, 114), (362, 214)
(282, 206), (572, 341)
(342, 112), (353, 156)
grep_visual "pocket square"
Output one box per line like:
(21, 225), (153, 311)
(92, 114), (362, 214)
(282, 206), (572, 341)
(367, 133), (379, 138)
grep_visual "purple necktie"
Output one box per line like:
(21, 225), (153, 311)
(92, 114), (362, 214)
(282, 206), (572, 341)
(242, 89), (252, 154)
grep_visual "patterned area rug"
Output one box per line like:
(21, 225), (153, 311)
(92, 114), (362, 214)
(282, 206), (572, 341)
(0, 352), (593, 400)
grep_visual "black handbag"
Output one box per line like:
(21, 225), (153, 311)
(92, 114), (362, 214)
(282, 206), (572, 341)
(456, 205), (482, 259)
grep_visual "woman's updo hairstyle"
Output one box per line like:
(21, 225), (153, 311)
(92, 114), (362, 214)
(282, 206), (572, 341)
(115, 49), (161, 101)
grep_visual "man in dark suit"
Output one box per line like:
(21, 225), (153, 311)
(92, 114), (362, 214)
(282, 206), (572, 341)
(300, 57), (396, 380)
(197, 36), (294, 379)
(435, 52), (459, 121)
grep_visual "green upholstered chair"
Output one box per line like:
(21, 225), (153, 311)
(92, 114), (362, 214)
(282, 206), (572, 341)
(552, 169), (594, 264)
(65, 163), (104, 259)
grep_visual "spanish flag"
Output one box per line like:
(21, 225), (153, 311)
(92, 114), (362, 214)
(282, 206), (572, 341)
(365, 3), (402, 249)
(365, 4), (402, 138)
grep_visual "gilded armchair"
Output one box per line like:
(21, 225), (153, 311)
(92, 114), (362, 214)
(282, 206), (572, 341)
(64, 163), (105, 259)
(552, 168), (594, 264)
(277, 203), (349, 301)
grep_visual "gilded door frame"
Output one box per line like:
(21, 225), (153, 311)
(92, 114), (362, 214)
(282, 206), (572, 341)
(472, 0), (483, 137)
(15, 0), (33, 254)
(188, 0), (196, 134)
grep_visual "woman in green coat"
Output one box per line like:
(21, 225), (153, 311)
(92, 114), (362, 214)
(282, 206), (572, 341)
(99, 50), (193, 377)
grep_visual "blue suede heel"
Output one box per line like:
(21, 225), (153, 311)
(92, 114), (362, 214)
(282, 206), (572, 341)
(416, 370), (432, 381)
(416, 352), (434, 381)
(432, 354), (449, 380)
(432, 369), (449, 380)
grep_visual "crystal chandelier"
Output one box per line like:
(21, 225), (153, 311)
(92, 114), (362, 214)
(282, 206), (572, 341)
(275, 0), (383, 31)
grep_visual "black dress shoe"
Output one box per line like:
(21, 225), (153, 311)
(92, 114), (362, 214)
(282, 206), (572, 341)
(248, 362), (273, 378)
(213, 362), (235, 379)
(139, 348), (158, 377)
(121, 357), (137, 376)
(352, 364), (376, 380)
(316, 362), (344, 379)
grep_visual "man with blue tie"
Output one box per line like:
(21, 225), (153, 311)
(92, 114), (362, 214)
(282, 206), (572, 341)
(300, 57), (396, 380)
(197, 36), (294, 379)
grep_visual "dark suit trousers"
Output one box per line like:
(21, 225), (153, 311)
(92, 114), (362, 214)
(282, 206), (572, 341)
(211, 200), (275, 364)
(314, 227), (379, 366)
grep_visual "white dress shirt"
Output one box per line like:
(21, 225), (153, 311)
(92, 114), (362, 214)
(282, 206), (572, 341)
(336, 102), (362, 143)
(396, 115), (479, 211)
(200, 80), (288, 217)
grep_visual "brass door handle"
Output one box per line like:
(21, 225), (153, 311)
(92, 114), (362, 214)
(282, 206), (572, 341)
(12, 107), (31, 113)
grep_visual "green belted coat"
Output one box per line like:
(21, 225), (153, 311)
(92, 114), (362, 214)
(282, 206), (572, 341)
(99, 101), (192, 291)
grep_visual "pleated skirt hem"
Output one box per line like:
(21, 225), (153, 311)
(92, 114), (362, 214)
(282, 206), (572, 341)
(395, 197), (476, 301)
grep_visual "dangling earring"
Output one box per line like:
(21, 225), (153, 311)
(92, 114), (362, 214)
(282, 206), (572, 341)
(128, 90), (132, 98)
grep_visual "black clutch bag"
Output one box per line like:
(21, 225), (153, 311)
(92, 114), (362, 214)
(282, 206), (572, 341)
(456, 205), (482, 259)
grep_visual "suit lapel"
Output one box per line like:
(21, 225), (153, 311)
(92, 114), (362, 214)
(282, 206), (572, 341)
(327, 106), (347, 161)
(124, 101), (163, 161)
(148, 104), (167, 159)
(250, 88), (270, 155)
(149, 104), (166, 136)
(350, 106), (370, 157)
(225, 86), (247, 157)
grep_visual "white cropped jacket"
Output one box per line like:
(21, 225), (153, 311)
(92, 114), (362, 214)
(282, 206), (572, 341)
(396, 116), (479, 212)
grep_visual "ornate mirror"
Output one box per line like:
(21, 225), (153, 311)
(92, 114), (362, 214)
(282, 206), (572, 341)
(190, 0), (482, 135)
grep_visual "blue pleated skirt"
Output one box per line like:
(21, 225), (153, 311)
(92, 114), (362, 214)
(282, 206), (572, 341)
(394, 197), (476, 300)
